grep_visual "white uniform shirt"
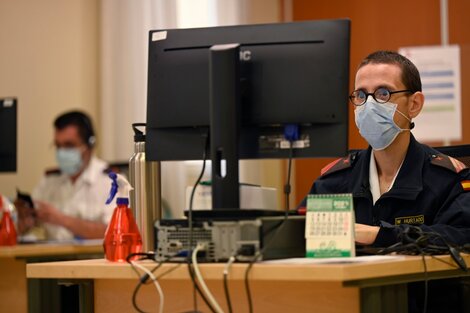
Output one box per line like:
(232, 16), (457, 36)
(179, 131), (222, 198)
(32, 156), (115, 241)
(369, 152), (403, 205)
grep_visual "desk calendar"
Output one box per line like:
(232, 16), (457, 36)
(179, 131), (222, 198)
(305, 194), (355, 258)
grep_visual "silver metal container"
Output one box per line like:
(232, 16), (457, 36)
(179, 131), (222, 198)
(129, 123), (161, 252)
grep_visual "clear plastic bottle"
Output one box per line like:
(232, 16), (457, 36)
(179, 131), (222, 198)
(0, 196), (17, 246)
(103, 172), (142, 262)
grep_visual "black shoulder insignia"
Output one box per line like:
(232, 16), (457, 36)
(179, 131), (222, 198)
(320, 153), (356, 177)
(430, 153), (468, 173)
(45, 168), (61, 176)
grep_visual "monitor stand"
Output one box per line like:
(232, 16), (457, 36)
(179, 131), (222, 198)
(184, 209), (285, 221)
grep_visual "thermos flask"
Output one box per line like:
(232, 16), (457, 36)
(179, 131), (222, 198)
(129, 123), (162, 252)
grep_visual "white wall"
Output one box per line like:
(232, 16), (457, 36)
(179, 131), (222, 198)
(0, 0), (99, 199)
(0, 0), (285, 212)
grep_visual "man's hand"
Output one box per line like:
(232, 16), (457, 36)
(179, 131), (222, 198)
(34, 200), (107, 239)
(355, 223), (380, 245)
(14, 198), (37, 234)
(34, 200), (67, 226)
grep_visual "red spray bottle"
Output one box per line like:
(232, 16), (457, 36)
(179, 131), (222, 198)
(103, 172), (142, 262)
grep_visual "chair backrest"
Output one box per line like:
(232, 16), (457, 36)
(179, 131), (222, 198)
(348, 145), (470, 168)
(433, 145), (470, 168)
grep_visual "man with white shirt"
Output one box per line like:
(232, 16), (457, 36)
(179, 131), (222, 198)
(17, 111), (114, 241)
(304, 51), (470, 313)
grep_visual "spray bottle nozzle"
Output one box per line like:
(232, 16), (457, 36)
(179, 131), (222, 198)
(106, 172), (118, 205)
(106, 171), (133, 205)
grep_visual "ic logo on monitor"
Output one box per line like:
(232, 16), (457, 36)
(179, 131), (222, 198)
(239, 50), (251, 61)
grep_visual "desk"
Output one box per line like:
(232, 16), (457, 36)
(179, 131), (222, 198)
(0, 241), (103, 313)
(27, 254), (470, 313)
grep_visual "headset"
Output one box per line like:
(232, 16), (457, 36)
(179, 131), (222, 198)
(79, 113), (96, 147)
(54, 111), (96, 148)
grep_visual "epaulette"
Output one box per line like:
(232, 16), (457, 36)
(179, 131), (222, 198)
(430, 153), (468, 174)
(45, 168), (61, 176)
(462, 180), (470, 191)
(320, 152), (357, 177)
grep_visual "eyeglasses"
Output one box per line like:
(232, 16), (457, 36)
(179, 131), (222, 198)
(349, 87), (412, 106)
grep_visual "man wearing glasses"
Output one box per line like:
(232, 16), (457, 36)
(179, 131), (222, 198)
(305, 50), (470, 312)
(17, 111), (114, 241)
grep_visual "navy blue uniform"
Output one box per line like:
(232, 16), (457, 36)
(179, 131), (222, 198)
(303, 135), (470, 313)
(305, 135), (470, 247)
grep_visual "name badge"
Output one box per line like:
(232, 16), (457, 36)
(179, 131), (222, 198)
(395, 215), (424, 225)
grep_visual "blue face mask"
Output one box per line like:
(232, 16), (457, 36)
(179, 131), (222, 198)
(56, 148), (83, 175)
(354, 98), (412, 150)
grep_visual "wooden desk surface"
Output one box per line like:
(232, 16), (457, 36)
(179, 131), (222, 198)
(26, 254), (470, 313)
(0, 240), (103, 258)
(27, 254), (469, 283)
(0, 241), (103, 313)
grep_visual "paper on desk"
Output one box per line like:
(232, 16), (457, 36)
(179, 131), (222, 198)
(262, 255), (406, 264)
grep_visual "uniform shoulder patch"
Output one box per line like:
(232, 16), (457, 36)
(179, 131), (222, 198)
(321, 153), (355, 177)
(430, 153), (468, 173)
(461, 180), (470, 191)
(45, 168), (61, 176)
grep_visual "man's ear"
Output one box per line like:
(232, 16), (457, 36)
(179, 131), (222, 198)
(408, 91), (424, 119)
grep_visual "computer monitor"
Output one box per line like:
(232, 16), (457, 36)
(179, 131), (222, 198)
(0, 98), (17, 173)
(146, 19), (350, 210)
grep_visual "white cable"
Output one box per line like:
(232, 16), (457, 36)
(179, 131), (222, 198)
(192, 244), (225, 313)
(223, 256), (236, 276)
(131, 261), (165, 313)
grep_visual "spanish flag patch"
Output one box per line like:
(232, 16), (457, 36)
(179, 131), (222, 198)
(462, 180), (470, 191)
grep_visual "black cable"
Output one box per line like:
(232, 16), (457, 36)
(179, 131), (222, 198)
(244, 184), (292, 313)
(127, 253), (214, 313)
(421, 253), (428, 313)
(243, 136), (296, 313)
(187, 131), (210, 312)
(244, 259), (257, 313)
(223, 257), (235, 313)
(188, 133), (209, 255)
(193, 285), (198, 313)
(132, 281), (146, 313)
(284, 141), (294, 211)
(359, 226), (470, 313)
(154, 263), (182, 280)
(223, 272), (233, 313)
(187, 262), (217, 313)
(126, 252), (157, 284)
(429, 254), (460, 269)
(127, 253), (172, 313)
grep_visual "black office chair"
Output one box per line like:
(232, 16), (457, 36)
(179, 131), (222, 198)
(433, 144), (470, 168)
(347, 145), (470, 168)
(430, 144), (470, 313)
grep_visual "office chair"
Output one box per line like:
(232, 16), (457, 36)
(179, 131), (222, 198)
(433, 144), (470, 168)
(347, 144), (470, 168)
